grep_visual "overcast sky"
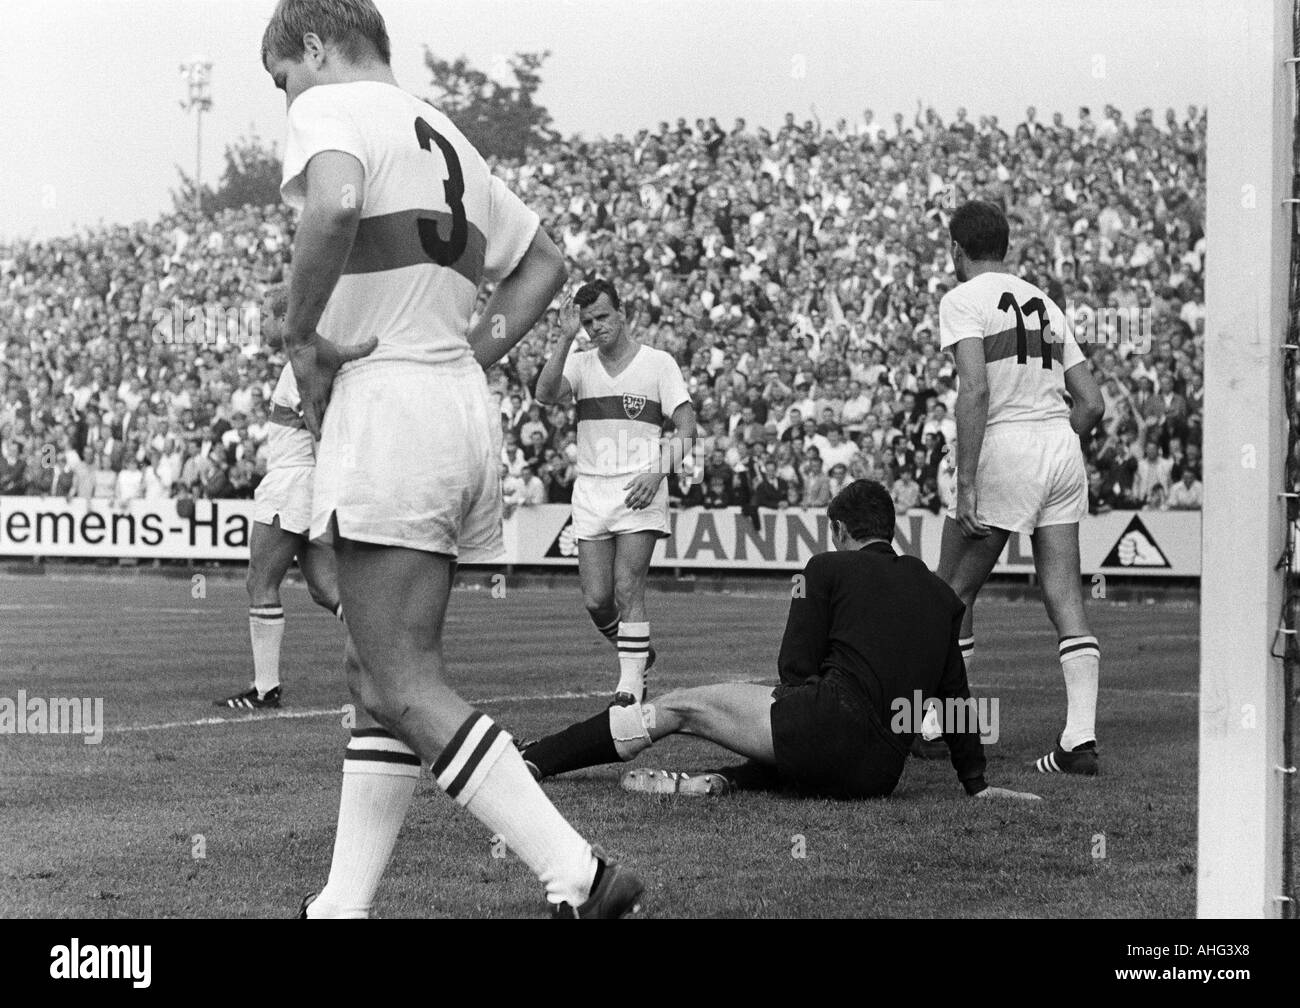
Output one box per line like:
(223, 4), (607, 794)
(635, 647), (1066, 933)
(0, 0), (1209, 240)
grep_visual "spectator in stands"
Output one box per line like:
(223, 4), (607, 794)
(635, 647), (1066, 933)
(1133, 439), (1174, 505)
(199, 446), (232, 500)
(1144, 482), (1168, 511)
(143, 449), (170, 500)
(826, 461), (850, 500)
(801, 455), (832, 507)
(114, 455), (144, 506)
(703, 474), (733, 509)
(501, 461), (526, 519)
(89, 450), (117, 500)
(891, 468), (921, 512)
(517, 461), (547, 507)
(0, 438), (25, 494)
(540, 455), (576, 504)
(751, 458), (788, 509)
(1087, 463), (1117, 515)
(1166, 468), (1203, 510)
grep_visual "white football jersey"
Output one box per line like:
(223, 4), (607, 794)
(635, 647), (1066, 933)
(280, 81), (539, 368)
(939, 271), (1085, 426)
(563, 344), (691, 478)
(264, 363), (314, 469)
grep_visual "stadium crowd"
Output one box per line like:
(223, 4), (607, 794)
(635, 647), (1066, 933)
(0, 103), (1206, 517)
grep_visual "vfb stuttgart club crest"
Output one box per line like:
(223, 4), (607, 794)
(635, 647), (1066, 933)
(622, 394), (646, 420)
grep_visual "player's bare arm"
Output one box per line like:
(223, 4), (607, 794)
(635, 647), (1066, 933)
(533, 295), (581, 405)
(283, 150), (377, 438)
(660, 400), (698, 487)
(1064, 361), (1105, 436)
(469, 228), (567, 370)
(951, 337), (990, 538)
(628, 392), (696, 509)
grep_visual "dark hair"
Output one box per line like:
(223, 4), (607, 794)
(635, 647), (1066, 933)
(949, 200), (1009, 262)
(574, 278), (621, 312)
(263, 283), (289, 320)
(262, 0), (391, 69)
(827, 479), (895, 542)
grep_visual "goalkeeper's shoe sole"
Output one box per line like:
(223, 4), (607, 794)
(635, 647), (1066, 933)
(620, 767), (731, 797)
(550, 847), (644, 919)
(1035, 737), (1099, 775)
(216, 685), (281, 709)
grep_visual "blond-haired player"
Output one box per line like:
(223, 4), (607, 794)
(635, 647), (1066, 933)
(264, 0), (640, 918)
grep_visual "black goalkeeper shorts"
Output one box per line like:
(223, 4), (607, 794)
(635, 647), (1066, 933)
(770, 676), (906, 799)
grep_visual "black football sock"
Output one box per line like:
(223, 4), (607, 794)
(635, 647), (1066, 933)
(523, 710), (620, 778)
(589, 605), (620, 645)
(709, 759), (782, 792)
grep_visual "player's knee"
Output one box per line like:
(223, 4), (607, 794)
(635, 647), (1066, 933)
(653, 690), (693, 733)
(582, 592), (613, 616)
(357, 667), (435, 734)
(358, 688), (409, 734)
(307, 584), (339, 612)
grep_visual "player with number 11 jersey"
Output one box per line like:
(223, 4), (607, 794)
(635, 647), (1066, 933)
(935, 200), (1105, 779)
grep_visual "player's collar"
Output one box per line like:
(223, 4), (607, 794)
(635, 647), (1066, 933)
(597, 341), (641, 380)
(858, 539), (895, 554)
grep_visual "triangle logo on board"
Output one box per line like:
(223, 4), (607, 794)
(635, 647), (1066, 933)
(1100, 514), (1170, 569)
(545, 515), (579, 558)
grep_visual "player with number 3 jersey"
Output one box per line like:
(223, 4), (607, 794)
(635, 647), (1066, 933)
(264, 0), (640, 919)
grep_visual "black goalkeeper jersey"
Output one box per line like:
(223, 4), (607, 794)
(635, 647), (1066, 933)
(776, 540), (987, 791)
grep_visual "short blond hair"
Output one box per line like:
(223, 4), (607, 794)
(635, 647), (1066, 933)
(261, 0), (391, 70)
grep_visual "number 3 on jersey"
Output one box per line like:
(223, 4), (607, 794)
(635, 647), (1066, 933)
(997, 292), (1055, 370)
(414, 116), (468, 266)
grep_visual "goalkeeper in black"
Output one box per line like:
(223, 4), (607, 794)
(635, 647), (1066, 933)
(521, 479), (1040, 801)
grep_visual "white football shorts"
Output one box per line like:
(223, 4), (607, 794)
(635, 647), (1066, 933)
(253, 465), (314, 535)
(571, 473), (670, 541)
(311, 357), (504, 561)
(949, 419), (1087, 534)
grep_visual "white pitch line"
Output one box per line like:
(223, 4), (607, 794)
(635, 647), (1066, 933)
(973, 679), (1197, 698)
(122, 607), (219, 615)
(102, 679), (1197, 736)
(105, 689), (611, 735)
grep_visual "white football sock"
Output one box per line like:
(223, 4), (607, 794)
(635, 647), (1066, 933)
(616, 621), (650, 701)
(307, 730), (420, 919)
(610, 703), (654, 760)
(1058, 635), (1100, 750)
(432, 712), (597, 907)
(249, 606), (284, 697)
(959, 636), (975, 679)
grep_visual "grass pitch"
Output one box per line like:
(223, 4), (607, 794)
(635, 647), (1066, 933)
(0, 569), (1198, 918)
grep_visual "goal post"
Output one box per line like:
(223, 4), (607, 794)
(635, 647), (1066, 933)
(1198, 0), (1292, 918)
